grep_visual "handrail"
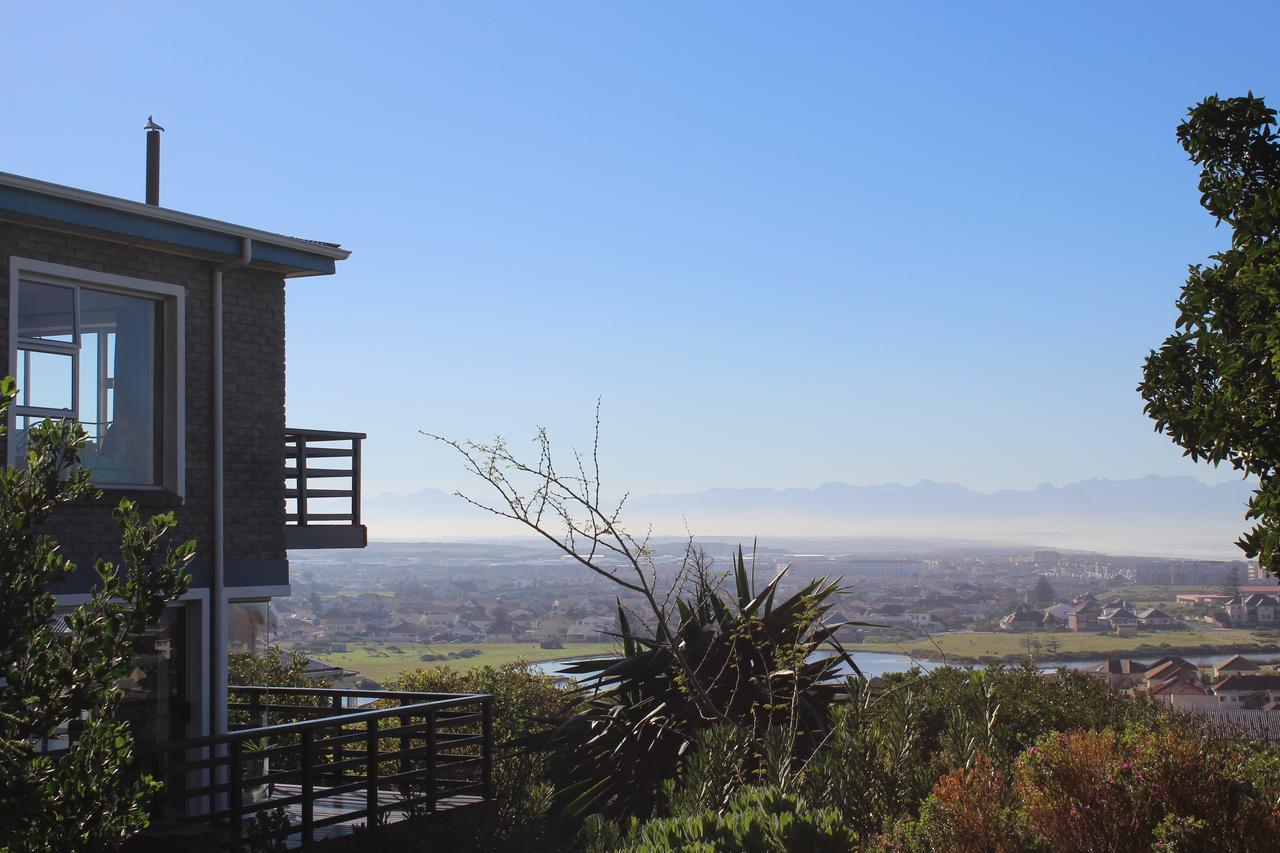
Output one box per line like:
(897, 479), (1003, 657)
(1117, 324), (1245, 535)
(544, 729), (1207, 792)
(230, 685), (470, 703)
(284, 428), (367, 440)
(143, 692), (490, 753)
(285, 429), (363, 529)
(138, 685), (493, 849)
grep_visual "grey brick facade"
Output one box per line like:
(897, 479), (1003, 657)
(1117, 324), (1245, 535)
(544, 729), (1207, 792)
(0, 220), (287, 592)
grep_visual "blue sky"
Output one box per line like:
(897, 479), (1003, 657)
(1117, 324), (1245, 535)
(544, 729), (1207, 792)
(4, 2), (1277, 500)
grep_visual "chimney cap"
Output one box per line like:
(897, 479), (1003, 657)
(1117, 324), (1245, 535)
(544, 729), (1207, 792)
(144, 115), (165, 133)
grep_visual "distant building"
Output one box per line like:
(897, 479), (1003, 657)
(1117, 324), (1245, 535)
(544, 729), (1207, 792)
(1087, 659), (1149, 690)
(1214, 655), (1262, 680)
(1221, 593), (1279, 627)
(999, 603), (1042, 632)
(1137, 607), (1174, 628)
(1067, 601), (1101, 632)
(784, 558), (926, 578)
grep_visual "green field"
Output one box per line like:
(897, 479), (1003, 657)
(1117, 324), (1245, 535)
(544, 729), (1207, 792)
(858, 627), (1280, 664)
(296, 641), (615, 683)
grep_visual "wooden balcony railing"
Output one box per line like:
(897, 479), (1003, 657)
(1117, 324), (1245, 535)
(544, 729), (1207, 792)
(286, 429), (367, 549)
(140, 686), (493, 850)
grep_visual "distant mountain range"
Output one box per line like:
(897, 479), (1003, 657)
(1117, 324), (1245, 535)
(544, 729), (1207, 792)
(364, 475), (1257, 559)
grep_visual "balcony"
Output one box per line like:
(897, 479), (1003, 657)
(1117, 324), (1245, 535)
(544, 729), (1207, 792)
(286, 429), (367, 549)
(141, 686), (494, 849)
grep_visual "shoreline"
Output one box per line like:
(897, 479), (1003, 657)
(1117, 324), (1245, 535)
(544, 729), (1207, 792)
(855, 640), (1280, 667)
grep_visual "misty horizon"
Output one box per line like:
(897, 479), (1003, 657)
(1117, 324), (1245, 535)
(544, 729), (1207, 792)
(358, 472), (1256, 561)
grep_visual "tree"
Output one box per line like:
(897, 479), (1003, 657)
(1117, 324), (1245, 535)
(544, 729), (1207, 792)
(0, 377), (195, 851)
(428, 412), (863, 821)
(1031, 576), (1055, 606)
(1223, 563), (1243, 600)
(1140, 93), (1280, 577)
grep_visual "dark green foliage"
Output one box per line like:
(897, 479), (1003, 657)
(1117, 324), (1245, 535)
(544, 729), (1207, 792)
(535, 547), (859, 821)
(228, 644), (324, 689)
(0, 377), (195, 851)
(386, 663), (570, 852)
(1031, 575), (1055, 606)
(1140, 93), (1280, 576)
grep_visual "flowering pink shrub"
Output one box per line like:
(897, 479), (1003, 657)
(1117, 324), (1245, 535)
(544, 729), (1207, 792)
(1015, 727), (1279, 852)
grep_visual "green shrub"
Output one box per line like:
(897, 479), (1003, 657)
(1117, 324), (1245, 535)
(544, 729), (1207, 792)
(385, 662), (571, 852)
(624, 786), (857, 852)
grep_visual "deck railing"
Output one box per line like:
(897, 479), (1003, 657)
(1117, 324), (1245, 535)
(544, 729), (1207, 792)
(141, 686), (493, 850)
(285, 428), (367, 549)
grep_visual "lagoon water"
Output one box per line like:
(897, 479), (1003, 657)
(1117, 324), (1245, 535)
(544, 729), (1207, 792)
(532, 651), (1123, 681)
(532, 650), (1245, 682)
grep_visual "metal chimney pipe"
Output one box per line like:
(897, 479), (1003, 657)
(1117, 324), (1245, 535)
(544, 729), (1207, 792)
(145, 117), (163, 205)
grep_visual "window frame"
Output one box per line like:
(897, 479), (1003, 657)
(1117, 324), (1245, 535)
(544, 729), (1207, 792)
(7, 257), (185, 496)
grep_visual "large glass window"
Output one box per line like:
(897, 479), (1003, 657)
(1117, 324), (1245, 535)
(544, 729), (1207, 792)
(13, 275), (165, 487)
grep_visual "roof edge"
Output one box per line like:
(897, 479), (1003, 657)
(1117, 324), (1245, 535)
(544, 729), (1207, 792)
(0, 171), (350, 262)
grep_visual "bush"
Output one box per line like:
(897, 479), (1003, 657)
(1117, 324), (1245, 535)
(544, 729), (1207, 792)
(1016, 725), (1280, 852)
(906, 754), (1036, 852)
(623, 786), (857, 852)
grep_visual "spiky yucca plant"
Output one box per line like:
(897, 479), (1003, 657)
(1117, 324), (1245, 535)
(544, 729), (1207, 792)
(533, 547), (862, 820)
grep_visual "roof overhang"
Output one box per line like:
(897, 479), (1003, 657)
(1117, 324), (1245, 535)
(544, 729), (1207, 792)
(0, 171), (350, 278)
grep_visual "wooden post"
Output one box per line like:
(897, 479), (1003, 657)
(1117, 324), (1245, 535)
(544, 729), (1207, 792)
(296, 435), (309, 525)
(301, 729), (314, 848)
(366, 717), (380, 825)
(399, 711), (411, 796)
(229, 739), (243, 850)
(351, 436), (362, 526)
(426, 712), (437, 812)
(481, 699), (494, 800)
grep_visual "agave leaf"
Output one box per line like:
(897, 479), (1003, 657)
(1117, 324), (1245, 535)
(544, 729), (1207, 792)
(734, 544), (751, 609)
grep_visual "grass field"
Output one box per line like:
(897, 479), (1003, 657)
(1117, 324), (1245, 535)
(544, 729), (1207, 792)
(295, 641), (616, 683)
(858, 627), (1280, 663)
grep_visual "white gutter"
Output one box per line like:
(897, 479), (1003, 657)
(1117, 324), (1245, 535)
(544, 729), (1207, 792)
(211, 237), (252, 741)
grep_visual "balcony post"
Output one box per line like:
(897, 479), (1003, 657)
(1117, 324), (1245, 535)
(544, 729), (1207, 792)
(399, 711), (411, 797)
(229, 739), (243, 849)
(366, 717), (380, 824)
(295, 435), (309, 525)
(426, 711), (437, 812)
(301, 729), (315, 848)
(351, 436), (362, 526)
(481, 698), (494, 800)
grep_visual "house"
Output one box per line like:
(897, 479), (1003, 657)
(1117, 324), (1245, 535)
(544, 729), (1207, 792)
(1214, 654), (1261, 680)
(1087, 659), (1149, 689)
(1211, 674), (1280, 707)
(1067, 601), (1101, 632)
(1148, 677), (1215, 711)
(2, 154), (366, 748)
(1104, 607), (1140, 631)
(998, 602), (1042, 631)
(1142, 657), (1197, 686)
(6, 132), (493, 834)
(1137, 607), (1174, 628)
(1222, 593), (1280, 627)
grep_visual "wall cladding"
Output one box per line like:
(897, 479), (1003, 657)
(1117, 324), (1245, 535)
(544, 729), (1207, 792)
(0, 220), (287, 590)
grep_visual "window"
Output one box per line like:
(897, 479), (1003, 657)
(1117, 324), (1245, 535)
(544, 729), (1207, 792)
(8, 258), (184, 493)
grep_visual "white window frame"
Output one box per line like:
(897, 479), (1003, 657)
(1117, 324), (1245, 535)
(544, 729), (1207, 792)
(8, 257), (185, 496)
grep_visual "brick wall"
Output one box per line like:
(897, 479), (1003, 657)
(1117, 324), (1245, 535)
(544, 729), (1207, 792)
(0, 220), (287, 587)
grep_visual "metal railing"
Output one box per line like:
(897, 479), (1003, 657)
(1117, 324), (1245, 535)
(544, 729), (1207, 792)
(286, 429), (364, 527)
(141, 686), (493, 850)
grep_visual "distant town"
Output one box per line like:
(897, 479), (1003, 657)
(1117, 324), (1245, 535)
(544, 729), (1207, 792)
(255, 540), (1280, 698)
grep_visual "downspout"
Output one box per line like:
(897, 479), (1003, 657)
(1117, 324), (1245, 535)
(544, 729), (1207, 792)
(211, 237), (252, 740)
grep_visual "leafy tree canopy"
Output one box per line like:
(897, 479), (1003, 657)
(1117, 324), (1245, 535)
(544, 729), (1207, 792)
(0, 377), (194, 851)
(1140, 93), (1280, 576)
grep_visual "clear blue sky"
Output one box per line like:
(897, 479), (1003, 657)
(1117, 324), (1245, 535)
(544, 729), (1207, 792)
(4, 2), (1277, 499)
